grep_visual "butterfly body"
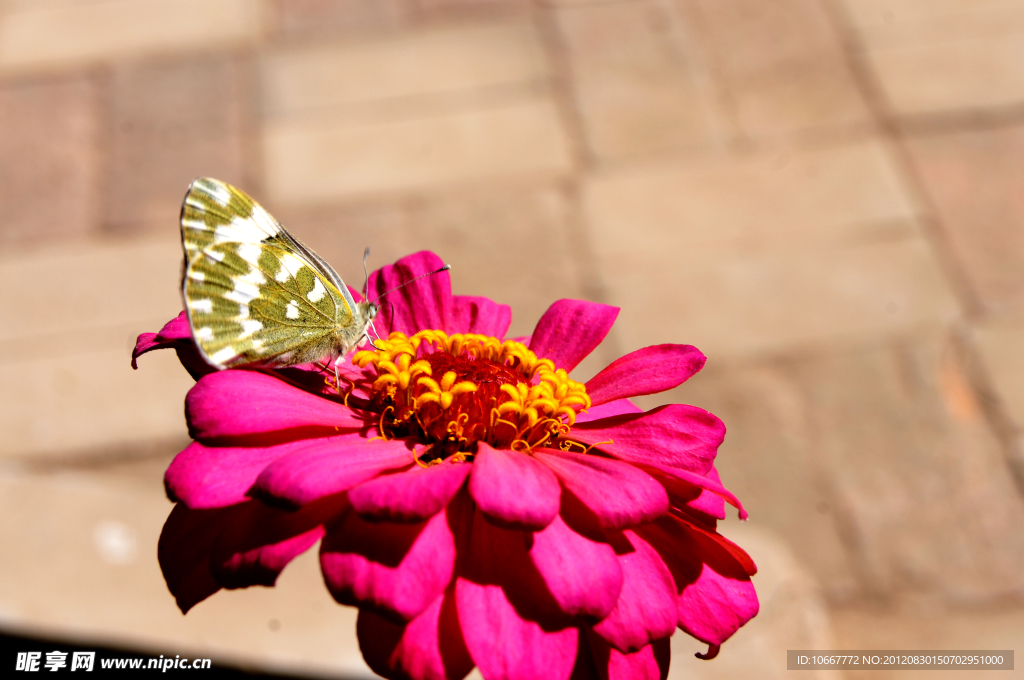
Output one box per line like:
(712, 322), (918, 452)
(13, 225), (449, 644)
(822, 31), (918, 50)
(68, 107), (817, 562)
(180, 177), (377, 370)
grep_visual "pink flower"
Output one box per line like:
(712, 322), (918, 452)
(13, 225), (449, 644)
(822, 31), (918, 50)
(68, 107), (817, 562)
(134, 251), (758, 680)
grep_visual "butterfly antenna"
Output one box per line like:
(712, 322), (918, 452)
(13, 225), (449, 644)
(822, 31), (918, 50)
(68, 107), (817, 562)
(361, 247), (371, 298)
(369, 264), (451, 305)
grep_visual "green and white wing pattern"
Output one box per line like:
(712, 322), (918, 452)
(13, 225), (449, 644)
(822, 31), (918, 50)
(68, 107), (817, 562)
(180, 177), (359, 369)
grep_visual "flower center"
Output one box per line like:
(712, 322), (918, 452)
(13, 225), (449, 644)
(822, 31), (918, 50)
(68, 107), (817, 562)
(353, 330), (590, 464)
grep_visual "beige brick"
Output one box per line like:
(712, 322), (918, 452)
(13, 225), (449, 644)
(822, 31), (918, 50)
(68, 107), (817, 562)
(867, 31), (1024, 115)
(413, 0), (530, 18)
(263, 98), (572, 202)
(602, 237), (959, 360)
(583, 141), (918, 269)
(582, 143), (959, 357)
(841, 1), (1024, 115)
(905, 124), (1024, 318)
(0, 468), (372, 677)
(0, 238), (182, 348)
(0, 74), (100, 247)
(974, 320), (1024, 430)
(841, 0), (1022, 33)
(554, 0), (722, 161)
(261, 20), (548, 119)
(689, 0), (871, 138)
(658, 333), (1024, 605)
(834, 607), (1024, 663)
(0, 0), (263, 71)
(789, 335), (1024, 605)
(0, 237), (187, 459)
(845, 2), (1024, 49)
(0, 346), (194, 459)
(107, 55), (249, 236)
(268, 0), (409, 39)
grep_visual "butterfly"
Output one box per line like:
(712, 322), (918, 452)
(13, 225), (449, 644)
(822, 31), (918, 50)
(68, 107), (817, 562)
(179, 177), (380, 371)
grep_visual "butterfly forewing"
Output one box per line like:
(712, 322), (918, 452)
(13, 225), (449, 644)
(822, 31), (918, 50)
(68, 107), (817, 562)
(180, 177), (364, 369)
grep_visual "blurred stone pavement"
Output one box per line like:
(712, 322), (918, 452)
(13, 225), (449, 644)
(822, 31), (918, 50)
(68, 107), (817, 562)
(2, 0), (1024, 678)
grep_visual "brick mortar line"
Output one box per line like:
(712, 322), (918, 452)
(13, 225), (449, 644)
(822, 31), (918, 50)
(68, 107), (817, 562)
(820, 0), (1024, 501)
(531, 0), (623, 366)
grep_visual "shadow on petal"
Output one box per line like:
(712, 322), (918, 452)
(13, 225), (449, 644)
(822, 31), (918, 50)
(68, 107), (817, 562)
(358, 588), (474, 680)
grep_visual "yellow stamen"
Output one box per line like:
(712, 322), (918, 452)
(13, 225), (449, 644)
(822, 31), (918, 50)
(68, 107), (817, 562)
(355, 330), (592, 460)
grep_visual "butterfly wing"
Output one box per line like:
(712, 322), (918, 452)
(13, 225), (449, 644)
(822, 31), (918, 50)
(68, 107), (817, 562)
(180, 177), (363, 369)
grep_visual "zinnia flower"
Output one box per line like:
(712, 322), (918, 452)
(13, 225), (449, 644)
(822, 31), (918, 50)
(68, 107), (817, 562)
(133, 251), (758, 680)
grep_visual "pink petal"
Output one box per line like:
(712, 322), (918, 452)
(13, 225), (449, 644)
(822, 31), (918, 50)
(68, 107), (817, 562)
(529, 514), (622, 619)
(321, 506), (456, 621)
(210, 495), (343, 589)
(634, 462), (747, 520)
(455, 506), (578, 679)
(529, 299), (619, 372)
(349, 461), (470, 522)
(654, 465), (726, 523)
(357, 591), (474, 680)
(640, 517), (759, 646)
(469, 445), (561, 530)
(166, 438), (324, 509)
(571, 405), (724, 476)
(158, 503), (237, 613)
(576, 398), (642, 424)
(254, 436), (413, 507)
(534, 450), (668, 529)
(456, 578), (578, 680)
(450, 295), (512, 338)
(591, 531), (678, 653)
(586, 345), (706, 407)
(132, 311), (213, 379)
(185, 370), (367, 442)
(584, 632), (670, 680)
(369, 251), (452, 337)
(132, 312), (190, 365)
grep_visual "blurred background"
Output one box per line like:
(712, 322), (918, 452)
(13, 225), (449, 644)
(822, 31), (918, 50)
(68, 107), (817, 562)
(1, 0), (1023, 678)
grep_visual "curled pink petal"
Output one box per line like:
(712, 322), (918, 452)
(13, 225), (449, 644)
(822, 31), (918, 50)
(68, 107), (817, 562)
(322, 506), (456, 621)
(640, 517), (758, 645)
(132, 311), (213, 379)
(534, 449), (668, 529)
(349, 461), (470, 522)
(210, 495), (342, 589)
(635, 462), (747, 520)
(450, 295), (512, 338)
(529, 514), (622, 619)
(185, 370), (367, 442)
(586, 344), (706, 407)
(469, 445), (560, 530)
(584, 631), (670, 680)
(456, 578), (578, 680)
(591, 531), (678, 653)
(571, 405), (724, 476)
(132, 312), (190, 365)
(369, 251), (452, 337)
(654, 465), (727, 524)
(358, 591), (474, 680)
(529, 299), (619, 372)
(254, 436), (413, 507)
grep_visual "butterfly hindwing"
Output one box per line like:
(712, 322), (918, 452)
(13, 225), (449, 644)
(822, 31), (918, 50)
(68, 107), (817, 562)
(180, 177), (365, 369)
